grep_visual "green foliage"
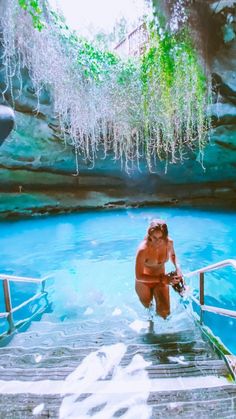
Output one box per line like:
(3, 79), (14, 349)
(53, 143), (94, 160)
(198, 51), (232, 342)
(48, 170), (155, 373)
(77, 41), (119, 82)
(141, 25), (205, 94)
(18, 0), (44, 30)
(49, 9), (119, 82)
(140, 23), (210, 164)
(117, 60), (137, 85)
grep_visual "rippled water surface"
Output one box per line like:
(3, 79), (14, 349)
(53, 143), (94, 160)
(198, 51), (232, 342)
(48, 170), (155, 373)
(0, 207), (236, 353)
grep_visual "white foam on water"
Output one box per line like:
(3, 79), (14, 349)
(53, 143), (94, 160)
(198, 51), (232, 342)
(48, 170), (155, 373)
(129, 320), (149, 332)
(168, 356), (188, 365)
(169, 402), (178, 410)
(65, 343), (126, 386)
(112, 308), (122, 316)
(84, 307), (94, 315)
(32, 403), (44, 415)
(60, 345), (151, 419)
(34, 354), (42, 363)
(0, 374), (230, 396)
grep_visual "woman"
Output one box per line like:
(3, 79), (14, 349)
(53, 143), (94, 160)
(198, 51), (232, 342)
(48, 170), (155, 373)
(135, 219), (183, 319)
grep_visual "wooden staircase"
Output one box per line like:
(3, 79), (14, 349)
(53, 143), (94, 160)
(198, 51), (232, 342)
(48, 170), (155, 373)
(0, 317), (235, 418)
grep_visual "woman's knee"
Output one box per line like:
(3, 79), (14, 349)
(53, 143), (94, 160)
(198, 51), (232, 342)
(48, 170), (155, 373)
(156, 308), (170, 319)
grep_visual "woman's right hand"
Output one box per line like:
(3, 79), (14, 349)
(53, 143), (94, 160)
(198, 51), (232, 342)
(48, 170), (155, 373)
(170, 276), (182, 285)
(166, 273), (182, 285)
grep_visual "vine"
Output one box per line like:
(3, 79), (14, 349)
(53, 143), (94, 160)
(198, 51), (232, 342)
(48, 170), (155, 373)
(140, 24), (210, 169)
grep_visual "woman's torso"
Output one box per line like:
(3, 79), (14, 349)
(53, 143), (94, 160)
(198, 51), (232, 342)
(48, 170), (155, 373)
(143, 238), (169, 278)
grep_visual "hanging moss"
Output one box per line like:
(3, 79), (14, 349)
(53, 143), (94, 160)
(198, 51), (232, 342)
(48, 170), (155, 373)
(4, 0), (211, 173)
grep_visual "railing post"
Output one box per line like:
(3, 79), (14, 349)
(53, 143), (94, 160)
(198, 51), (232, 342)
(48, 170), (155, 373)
(199, 272), (204, 325)
(41, 281), (45, 293)
(2, 279), (15, 333)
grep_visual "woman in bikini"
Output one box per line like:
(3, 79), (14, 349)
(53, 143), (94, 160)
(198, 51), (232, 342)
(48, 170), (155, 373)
(135, 219), (183, 319)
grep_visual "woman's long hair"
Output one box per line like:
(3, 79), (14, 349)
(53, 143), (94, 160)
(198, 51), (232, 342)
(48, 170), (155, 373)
(147, 219), (168, 241)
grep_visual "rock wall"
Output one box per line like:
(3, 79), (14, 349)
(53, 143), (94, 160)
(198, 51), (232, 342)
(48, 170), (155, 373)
(0, 1), (236, 215)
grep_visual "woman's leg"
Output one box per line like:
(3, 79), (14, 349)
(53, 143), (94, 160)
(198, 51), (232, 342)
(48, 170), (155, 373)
(135, 281), (153, 308)
(153, 284), (170, 319)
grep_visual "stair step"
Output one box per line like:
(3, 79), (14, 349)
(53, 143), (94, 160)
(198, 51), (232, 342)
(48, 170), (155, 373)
(146, 359), (229, 378)
(0, 359), (229, 381)
(151, 398), (236, 418)
(0, 384), (235, 419)
(0, 345), (218, 370)
(0, 341), (217, 357)
(0, 325), (210, 339)
(2, 327), (209, 350)
(3, 329), (133, 348)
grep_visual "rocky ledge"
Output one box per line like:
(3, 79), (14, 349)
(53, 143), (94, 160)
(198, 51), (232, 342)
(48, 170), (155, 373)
(0, 181), (235, 219)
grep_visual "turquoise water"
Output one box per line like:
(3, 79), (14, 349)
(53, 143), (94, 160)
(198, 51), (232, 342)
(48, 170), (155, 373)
(0, 207), (236, 353)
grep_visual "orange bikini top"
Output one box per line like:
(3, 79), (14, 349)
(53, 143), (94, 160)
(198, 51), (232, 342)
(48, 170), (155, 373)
(144, 244), (169, 268)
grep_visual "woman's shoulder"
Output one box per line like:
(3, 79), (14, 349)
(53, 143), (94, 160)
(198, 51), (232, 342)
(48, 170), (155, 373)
(136, 240), (148, 253)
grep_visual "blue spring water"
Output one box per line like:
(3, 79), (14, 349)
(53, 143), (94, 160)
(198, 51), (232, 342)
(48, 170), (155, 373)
(0, 207), (236, 353)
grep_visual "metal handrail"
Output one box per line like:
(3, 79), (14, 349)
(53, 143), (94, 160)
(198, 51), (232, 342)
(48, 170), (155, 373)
(0, 274), (51, 283)
(185, 259), (236, 277)
(184, 259), (236, 323)
(0, 273), (51, 334)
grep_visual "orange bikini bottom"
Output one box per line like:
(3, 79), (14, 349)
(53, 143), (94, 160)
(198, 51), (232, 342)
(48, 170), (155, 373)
(136, 277), (166, 290)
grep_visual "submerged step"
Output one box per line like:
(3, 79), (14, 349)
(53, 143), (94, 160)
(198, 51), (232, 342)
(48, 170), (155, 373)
(1, 325), (208, 350)
(0, 313), (198, 345)
(0, 359), (230, 381)
(0, 342), (219, 370)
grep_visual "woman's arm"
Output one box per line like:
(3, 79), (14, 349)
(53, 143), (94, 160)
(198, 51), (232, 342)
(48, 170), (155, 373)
(169, 240), (182, 278)
(135, 248), (161, 282)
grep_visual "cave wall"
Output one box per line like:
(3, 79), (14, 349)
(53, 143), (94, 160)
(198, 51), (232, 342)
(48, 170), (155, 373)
(0, 0), (236, 206)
